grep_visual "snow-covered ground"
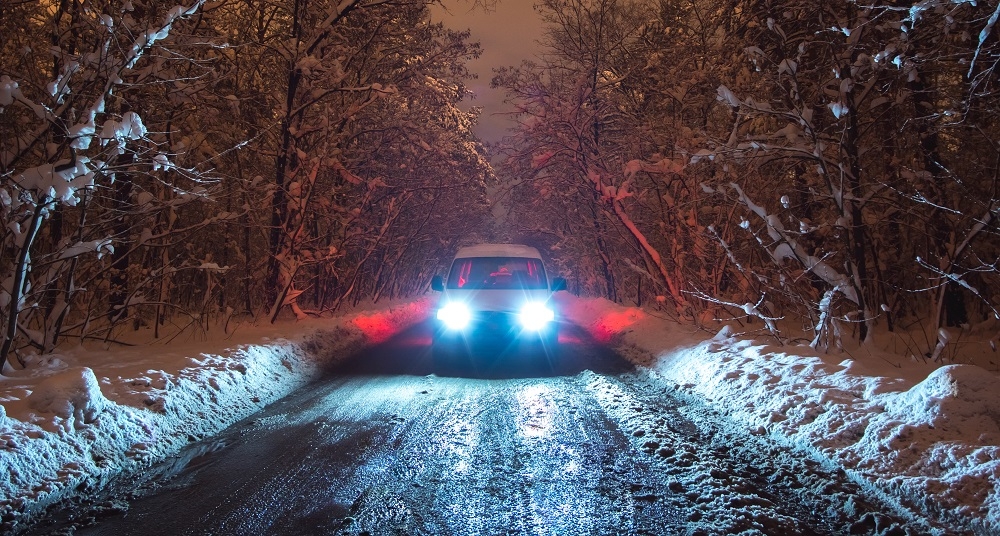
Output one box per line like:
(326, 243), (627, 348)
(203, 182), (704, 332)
(558, 295), (1000, 535)
(2, 293), (998, 534)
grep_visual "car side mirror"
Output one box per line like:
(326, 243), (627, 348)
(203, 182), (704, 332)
(431, 275), (444, 292)
(551, 277), (567, 292)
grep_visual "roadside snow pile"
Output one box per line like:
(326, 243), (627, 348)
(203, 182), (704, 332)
(26, 368), (109, 431)
(0, 298), (430, 534)
(558, 294), (1000, 534)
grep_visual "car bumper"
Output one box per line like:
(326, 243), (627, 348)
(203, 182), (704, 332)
(433, 311), (558, 349)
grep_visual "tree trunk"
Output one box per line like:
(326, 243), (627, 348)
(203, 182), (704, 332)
(1, 200), (47, 371)
(589, 190), (617, 302)
(840, 63), (870, 342)
(267, 0), (303, 312)
(108, 165), (135, 322)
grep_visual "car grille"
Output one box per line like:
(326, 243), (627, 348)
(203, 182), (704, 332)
(474, 311), (516, 331)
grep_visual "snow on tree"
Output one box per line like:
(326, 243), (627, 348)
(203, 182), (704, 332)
(494, 0), (709, 314)
(496, 0), (1000, 355)
(0, 0), (490, 370)
(257, 0), (491, 321)
(0, 1), (209, 371)
(692, 0), (1000, 352)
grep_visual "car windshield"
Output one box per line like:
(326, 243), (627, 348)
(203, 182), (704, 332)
(447, 257), (548, 290)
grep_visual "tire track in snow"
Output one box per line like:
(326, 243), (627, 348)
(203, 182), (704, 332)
(581, 369), (946, 535)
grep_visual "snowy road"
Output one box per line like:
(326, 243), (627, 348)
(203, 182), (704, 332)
(35, 322), (925, 535)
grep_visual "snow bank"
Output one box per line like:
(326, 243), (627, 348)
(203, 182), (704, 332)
(559, 294), (1000, 534)
(0, 298), (430, 533)
(26, 368), (109, 431)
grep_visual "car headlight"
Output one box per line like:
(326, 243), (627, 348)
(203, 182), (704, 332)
(519, 302), (554, 330)
(437, 302), (471, 330)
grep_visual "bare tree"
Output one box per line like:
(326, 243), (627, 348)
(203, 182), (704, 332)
(0, 1), (213, 370)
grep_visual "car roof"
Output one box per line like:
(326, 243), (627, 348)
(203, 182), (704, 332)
(453, 243), (543, 259)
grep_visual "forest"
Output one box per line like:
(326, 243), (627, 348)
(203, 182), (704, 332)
(2, 0), (999, 372)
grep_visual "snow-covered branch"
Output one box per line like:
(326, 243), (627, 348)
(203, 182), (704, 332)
(0, 1), (207, 371)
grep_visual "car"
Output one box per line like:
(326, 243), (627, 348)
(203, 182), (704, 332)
(430, 244), (566, 361)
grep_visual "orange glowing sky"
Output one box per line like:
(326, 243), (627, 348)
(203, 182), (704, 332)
(430, 0), (545, 144)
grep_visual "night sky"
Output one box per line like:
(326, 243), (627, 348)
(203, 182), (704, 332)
(430, 0), (544, 144)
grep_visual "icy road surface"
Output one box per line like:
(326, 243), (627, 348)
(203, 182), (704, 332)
(37, 322), (926, 535)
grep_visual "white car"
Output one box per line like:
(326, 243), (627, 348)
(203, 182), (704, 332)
(430, 244), (566, 358)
